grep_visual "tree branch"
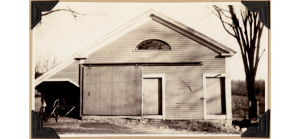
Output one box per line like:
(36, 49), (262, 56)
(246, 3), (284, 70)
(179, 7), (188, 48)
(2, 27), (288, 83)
(259, 49), (265, 60)
(254, 23), (264, 76)
(211, 5), (236, 38)
(42, 6), (105, 17)
(251, 12), (259, 49)
(231, 7), (250, 70)
(228, 5), (250, 74)
(249, 12), (253, 48)
(241, 10), (250, 48)
(223, 21), (234, 27)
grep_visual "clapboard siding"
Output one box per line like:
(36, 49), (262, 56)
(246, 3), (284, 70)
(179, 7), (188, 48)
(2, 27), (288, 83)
(84, 20), (220, 63)
(143, 63), (224, 119)
(47, 19), (226, 119)
(49, 61), (80, 84)
(83, 19), (225, 120)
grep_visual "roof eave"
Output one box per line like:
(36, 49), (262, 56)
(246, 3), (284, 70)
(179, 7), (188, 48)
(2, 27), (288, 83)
(221, 53), (236, 57)
(149, 12), (237, 54)
(34, 9), (238, 86)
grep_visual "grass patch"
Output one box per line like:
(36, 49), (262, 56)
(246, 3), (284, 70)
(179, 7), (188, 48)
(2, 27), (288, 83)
(231, 80), (265, 119)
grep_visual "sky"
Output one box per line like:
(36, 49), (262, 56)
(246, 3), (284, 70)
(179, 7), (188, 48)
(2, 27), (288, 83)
(33, 2), (269, 81)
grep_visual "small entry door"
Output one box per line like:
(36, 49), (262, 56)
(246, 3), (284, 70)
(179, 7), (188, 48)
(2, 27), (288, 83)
(206, 77), (226, 115)
(143, 78), (162, 115)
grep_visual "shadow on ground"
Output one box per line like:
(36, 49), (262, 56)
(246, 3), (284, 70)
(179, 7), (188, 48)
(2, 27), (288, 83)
(232, 119), (259, 130)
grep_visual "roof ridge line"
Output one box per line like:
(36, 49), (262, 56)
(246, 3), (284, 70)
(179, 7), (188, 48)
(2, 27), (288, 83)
(149, 10), (236, 54)
(35, 9), (237, 86)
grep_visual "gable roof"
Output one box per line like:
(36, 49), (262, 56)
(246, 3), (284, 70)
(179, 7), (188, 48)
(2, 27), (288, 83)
(35, 9), (236, 86)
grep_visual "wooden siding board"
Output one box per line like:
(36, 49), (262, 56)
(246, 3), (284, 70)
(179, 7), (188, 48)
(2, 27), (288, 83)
(49, 61), (80, 84)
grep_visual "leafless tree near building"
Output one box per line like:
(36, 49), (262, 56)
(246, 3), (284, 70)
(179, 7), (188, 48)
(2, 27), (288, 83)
(211, 5), (265, 120)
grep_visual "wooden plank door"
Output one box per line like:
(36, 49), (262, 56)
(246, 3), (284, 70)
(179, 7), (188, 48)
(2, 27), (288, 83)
(82, 66), (112, 115)
(111, 66), (142, 115)
(82, 66), (93, 115)
(82, 65), (142, 116)
(206, 77), (226, 115)
(143, 78), (162, 115)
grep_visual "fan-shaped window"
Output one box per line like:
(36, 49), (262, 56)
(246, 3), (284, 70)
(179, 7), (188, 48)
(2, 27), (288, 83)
(135, 39), (171, 50)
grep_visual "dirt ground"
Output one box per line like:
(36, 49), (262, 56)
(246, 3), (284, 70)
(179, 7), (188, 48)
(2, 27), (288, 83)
(43, 117), (243, 135)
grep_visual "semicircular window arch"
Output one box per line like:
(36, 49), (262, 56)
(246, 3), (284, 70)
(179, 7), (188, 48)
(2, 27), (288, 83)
(135, 39), (171, 50)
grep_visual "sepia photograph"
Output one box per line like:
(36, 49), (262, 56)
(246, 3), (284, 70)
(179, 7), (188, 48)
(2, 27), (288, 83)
(32, 2), (269, 137)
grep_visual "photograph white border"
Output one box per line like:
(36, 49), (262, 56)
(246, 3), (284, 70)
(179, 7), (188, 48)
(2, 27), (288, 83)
(30, 1), (270, 137)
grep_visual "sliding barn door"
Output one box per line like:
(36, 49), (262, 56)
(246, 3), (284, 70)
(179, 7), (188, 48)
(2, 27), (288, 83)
(82, 65), (142, 115)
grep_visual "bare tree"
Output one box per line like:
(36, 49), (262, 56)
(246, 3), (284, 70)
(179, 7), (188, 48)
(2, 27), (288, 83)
(35, 54), (61, 79)
(38, 5), (105, 26)
(210, 5), (265, 120)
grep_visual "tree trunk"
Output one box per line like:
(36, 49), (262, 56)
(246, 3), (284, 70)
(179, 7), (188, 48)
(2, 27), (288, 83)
(246, 75), (257, 120)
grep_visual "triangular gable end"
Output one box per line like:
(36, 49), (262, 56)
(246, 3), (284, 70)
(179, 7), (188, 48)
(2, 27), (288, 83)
(76, 9), (236, 58)
(35, 9), (236, 86)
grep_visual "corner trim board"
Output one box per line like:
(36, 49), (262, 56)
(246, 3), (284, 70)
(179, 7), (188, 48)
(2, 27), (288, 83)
(225, 57), (232, 120)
